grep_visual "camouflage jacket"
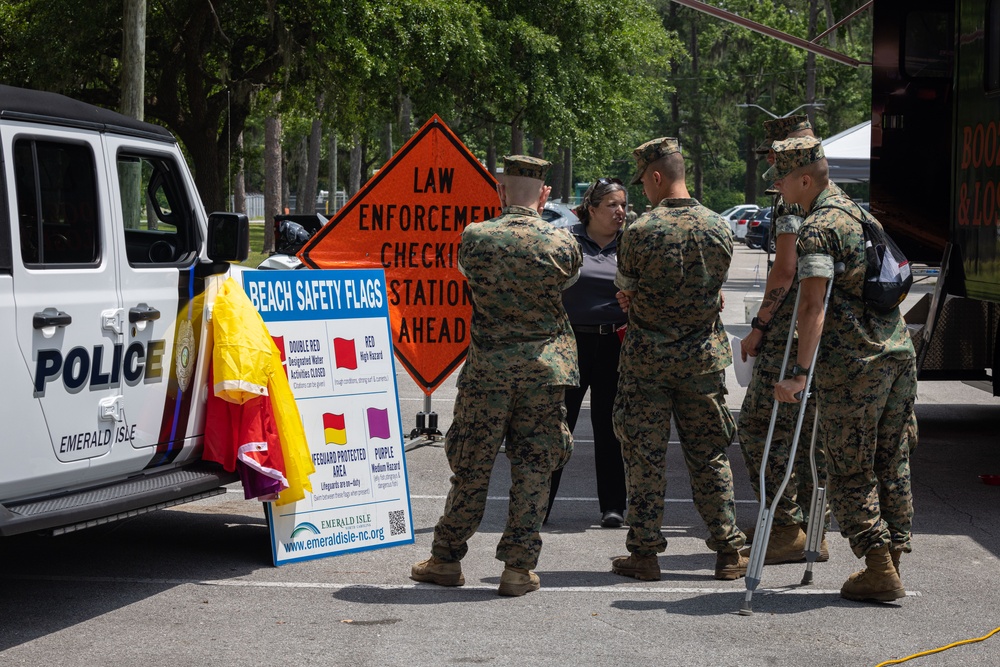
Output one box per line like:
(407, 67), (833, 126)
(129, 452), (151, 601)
(458, 205), (582, 387)
(796, 187), (915, 390)
(616, 198), (733, 381)
(757, 183), (848, 372)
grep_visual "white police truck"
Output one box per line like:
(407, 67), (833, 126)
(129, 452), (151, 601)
(0, 85), (250, 536)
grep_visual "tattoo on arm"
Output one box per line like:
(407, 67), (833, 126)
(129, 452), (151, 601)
(760, 286), (788, 312)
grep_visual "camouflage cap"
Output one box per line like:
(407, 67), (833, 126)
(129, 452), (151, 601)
(502, 155), (551, 180)
(762, 136), (825, 183)
(755, 114), (813, 154)
(630, 137), (681, 184)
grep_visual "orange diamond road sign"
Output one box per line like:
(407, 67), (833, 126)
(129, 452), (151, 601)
(298, 115), (500, 394)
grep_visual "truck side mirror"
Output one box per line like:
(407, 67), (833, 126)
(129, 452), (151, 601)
(207, 212), (249, 262)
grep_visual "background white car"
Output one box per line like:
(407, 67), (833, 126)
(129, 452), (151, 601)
(718, 204), (759, 242)
(542, 200), (580, 228)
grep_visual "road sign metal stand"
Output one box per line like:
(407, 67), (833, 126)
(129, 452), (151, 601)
(740, 263), (843, 616)
(407, 393), (444, 451)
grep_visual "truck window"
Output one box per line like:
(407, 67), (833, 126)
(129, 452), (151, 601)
(987, 0), (1000, 92)
(14, 140), (100, 266)
(902, 10), (953, 79)
(117, 153), (198, 266)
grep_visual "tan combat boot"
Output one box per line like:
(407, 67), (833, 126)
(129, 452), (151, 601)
(498, 565), (540, 596)
(715, 551), (749, 580)
(840, 546), (906, 602)
(817, 535), (830, 562)
(764, 524), (808, 565)
(410, 557), (465, 586)
(611, 554), (661, 581)
(891, 549), (902, 575)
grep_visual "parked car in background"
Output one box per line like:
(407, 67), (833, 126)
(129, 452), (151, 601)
(719, 204), (759, 241)
(745, 207), (775, 252)
(542, 200), (580, 228)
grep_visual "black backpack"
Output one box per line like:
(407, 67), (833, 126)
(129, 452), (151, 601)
(813, 202), (912, 314)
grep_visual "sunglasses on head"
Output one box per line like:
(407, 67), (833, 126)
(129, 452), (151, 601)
(595, 177), (624, 188)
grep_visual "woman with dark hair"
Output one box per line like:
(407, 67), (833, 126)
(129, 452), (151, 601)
(546, 178), (629, 528)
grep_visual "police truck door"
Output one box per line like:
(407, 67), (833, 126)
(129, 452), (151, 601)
(104, 137), (205, 470)
(4, 124), (124, 491)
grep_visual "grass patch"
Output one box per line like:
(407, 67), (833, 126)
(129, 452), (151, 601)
(242, 222), (269, 268)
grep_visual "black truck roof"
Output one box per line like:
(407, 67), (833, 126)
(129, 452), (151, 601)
(0, 85), (175, 143)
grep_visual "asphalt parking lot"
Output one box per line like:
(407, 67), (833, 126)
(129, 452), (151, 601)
(1, 242), (998, 667)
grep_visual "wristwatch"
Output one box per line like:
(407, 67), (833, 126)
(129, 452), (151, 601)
(789, 364), (811, 378)
(750, 316), (771, 332)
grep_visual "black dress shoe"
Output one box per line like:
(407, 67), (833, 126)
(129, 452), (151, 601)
(601, 510), (624, 528)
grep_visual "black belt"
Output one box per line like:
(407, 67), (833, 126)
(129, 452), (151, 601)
(573, 323), (624, 335)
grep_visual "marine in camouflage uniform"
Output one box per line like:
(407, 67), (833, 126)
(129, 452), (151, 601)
(738, 209), (816, 528)
(611, 137), (747, 582)
(770, 137), (916, 602)
(738, 116), (837, 559)
(414, 155), (582, 595)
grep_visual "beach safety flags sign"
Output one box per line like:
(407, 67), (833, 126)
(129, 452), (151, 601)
(299, 115), (500, 395)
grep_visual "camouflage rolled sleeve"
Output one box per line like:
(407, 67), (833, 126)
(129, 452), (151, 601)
(797, 253), (835, 280)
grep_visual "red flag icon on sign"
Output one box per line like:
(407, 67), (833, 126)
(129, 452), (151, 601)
(323, 413), (348, 445)
(272, 336), (286, 364)
(272, 336), (288, 378)
(333, 338), (358, 370)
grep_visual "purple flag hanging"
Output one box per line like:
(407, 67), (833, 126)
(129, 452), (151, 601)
(366, 407), (391, 440)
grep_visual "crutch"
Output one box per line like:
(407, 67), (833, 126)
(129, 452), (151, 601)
(739, 263), (844, 616)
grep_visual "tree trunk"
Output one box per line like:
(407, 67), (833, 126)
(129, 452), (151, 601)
(349, 131), (362, 196)
(531, 136), (544, 159)
(822, 0), (837, 49)
(670, 4), (681, 138)
(511, 120), (524, 155)
(264, 112), (281, 254)
(690, 17), (703, 201)
(400, 96), (413, 139)
(806, 0), (819, 127)
(486, 124), (497, 178)
(743, 96), (757, 204)
(303, 117), (322, 214)
(294, 137), (308, 213)
(121, 0), (145, 120)
(562, 145), (573, 204)
(328, 133), (338, 214)
(234, 131), (246, 215)
(382, 122), (394, 167)
(120, 0), (146, 229)
(550, 146), (565, 201)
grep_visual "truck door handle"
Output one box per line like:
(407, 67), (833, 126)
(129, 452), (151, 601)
(33, 309), (72, 329)
(129, 304), (161, 323)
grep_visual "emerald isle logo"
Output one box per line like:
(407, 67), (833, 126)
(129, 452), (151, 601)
(290, 522), (321, 538)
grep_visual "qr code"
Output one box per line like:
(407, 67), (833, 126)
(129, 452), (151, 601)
(388, 509), (407, 536)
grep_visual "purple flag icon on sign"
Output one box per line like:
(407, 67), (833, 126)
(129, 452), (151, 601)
(366, 407), (391, 440)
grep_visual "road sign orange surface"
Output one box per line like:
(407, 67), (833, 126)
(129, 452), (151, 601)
(298, 115), (500, 394)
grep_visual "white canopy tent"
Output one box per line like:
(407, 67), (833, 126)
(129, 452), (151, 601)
(823, 120), (871, 183)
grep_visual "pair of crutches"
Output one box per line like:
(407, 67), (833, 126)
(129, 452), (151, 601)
(739, 263), (844, 616)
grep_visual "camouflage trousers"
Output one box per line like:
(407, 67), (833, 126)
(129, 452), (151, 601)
(613, 370), (745, 556)
(431, 381), (573, 570)
(817, 355), (917, 558)
(738, 366), (827, 528)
